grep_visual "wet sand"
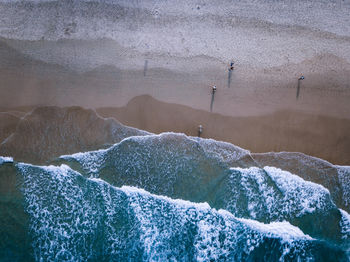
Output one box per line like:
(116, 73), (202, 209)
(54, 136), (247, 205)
(0, 112), (21, 143)
(1, 98), (348, 165)
(97, 95), (350, 165)
(0, 106), (148, 164)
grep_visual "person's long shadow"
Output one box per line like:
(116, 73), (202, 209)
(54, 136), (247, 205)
(228, 69), (232, 88)
(210, 92), (215, 112)
(296, 77), (305, 99)
(296, 79), (301, 99)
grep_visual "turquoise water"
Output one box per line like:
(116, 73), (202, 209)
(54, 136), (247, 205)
(1, 133), (350, 261)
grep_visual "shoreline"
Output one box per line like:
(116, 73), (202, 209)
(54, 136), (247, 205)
(96, 95), (350, 166)
(1, 95), (349, 165)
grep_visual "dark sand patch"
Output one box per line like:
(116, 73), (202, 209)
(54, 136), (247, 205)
(0, 106), (148, 164)
(0, 112), (21, 143)
(97, 95), (350, 165)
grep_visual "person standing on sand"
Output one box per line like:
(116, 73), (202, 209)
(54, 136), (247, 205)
(228, 61), (234, 88)
(198, 125), (203, 137)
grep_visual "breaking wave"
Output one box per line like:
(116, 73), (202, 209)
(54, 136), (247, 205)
(1, 132), (349, 261)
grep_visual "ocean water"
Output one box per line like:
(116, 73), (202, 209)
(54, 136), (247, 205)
(1, 133), (350, 261)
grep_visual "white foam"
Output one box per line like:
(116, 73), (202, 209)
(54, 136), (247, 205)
(60, 149), (107, 177)
(229, 166), (334, 220)
(0, 156), (13, 165)
(121, 185), (211, 210)
(194, 136), (250, 163)
(122, 185), (312, 260)
(336, 166), (350, 208)
(17, 163), (97, 260)
(340, 209), (350, 240)
(237, 217), (313, 241)
(17, 161), (335, 261)
(58, 132), (248, 183)
(123, 184), (313, 243)
(264, 166), (331, 213)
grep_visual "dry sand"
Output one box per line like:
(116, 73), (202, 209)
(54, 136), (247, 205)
(1, 39), (350, 119)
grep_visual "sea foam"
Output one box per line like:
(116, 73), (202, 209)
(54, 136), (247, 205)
(17, 162), (344, 261)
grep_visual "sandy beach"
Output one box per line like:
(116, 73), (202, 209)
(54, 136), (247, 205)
(0, 40), (349, 165)
(1, 38), (350, 119)
(1, 1), (350, 260)
(0, 0), (349, 165)
(1, 94), (348, 165)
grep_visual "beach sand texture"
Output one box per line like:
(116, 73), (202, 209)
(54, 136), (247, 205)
(0, 0), (349, 164)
